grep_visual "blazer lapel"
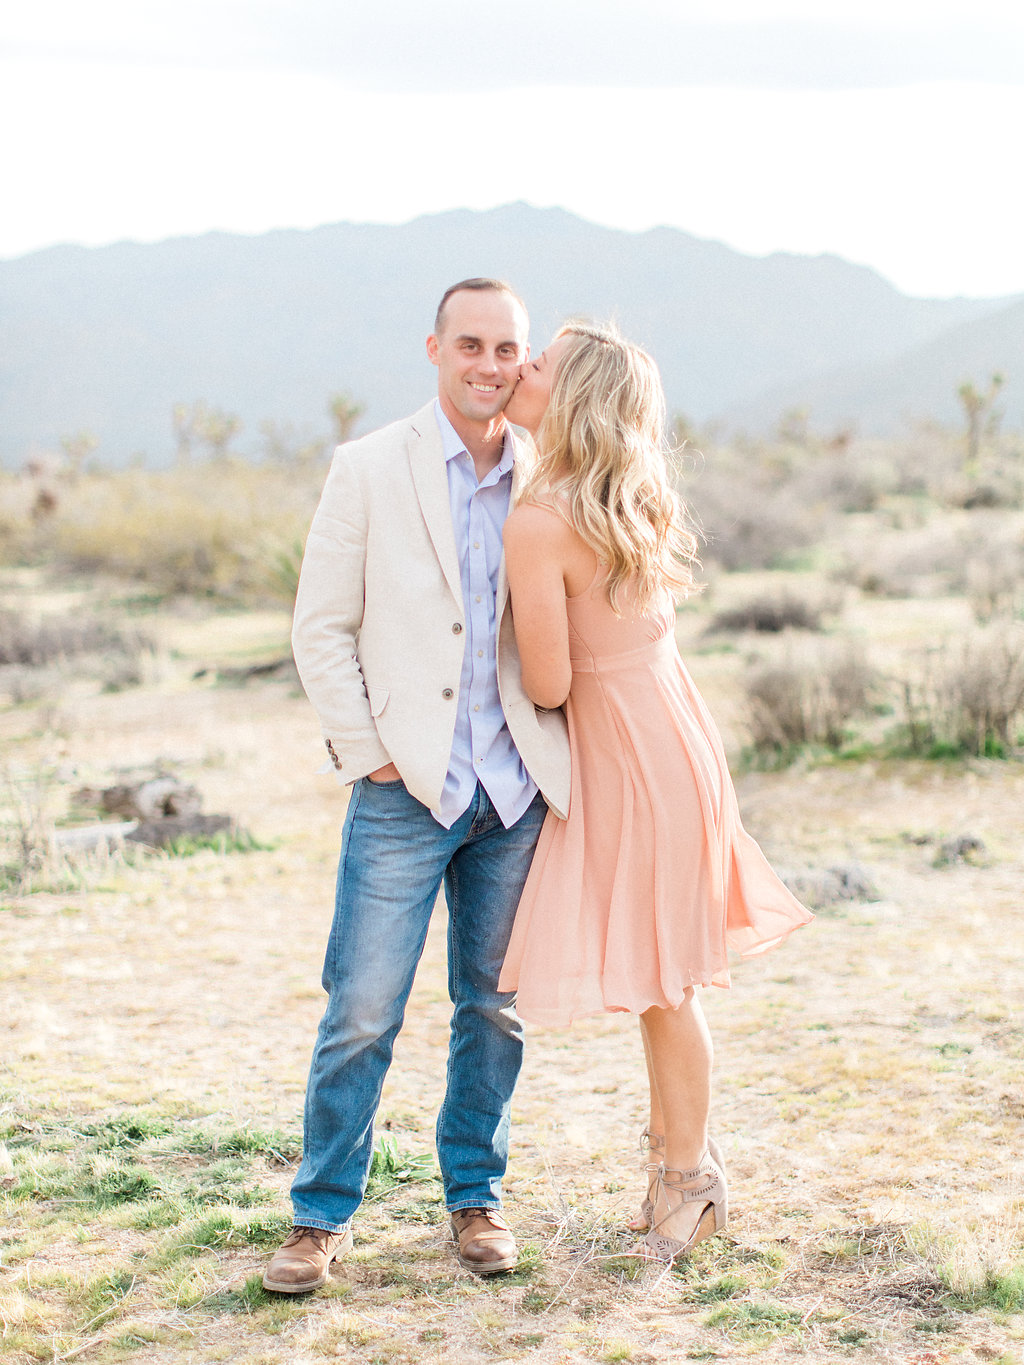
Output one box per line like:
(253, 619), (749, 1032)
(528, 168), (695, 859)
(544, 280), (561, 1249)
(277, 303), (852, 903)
(496, 428), (528, 620)
(408, 404), (464, 609)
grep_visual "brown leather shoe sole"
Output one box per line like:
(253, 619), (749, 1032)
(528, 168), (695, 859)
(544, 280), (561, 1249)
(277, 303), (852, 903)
(454, 1244), (518, 1275)
(450, 1212), (518, 1276)
(262, 1225), (353, 1293)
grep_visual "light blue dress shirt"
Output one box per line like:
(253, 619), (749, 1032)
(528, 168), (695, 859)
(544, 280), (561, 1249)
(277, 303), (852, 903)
(432, 400), (538, 829)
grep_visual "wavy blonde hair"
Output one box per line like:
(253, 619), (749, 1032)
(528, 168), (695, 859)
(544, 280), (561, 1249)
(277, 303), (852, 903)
(520, 321), (700, 615)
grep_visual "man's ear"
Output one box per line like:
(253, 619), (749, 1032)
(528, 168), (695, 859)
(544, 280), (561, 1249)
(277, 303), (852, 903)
(426, 334), (440, 366)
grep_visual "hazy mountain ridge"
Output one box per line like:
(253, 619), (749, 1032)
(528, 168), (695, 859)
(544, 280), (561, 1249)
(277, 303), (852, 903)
(0, 203), (1018, 464)
(727, 292), (1024, 436)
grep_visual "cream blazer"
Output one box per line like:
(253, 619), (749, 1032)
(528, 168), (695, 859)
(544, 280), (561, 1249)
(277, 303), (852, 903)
(291, 401), (570, 819)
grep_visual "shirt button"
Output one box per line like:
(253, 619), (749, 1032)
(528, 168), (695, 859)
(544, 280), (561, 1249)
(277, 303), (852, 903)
(475, 595), (481, 603)
(452, 622), (463, 634)
(473, 704), (480, 712)
(477, 650), (484, 658)
(442, 688), (454, 699)
(473, 541), (480, 549)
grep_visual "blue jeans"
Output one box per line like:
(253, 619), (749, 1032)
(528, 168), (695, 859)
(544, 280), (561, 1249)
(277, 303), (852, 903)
(290, 778), (546, 1233)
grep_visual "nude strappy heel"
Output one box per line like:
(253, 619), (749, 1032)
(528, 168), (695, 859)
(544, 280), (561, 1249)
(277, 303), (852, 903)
(629, 1127), (665, 1233)
(641, 1138), (728, 1263)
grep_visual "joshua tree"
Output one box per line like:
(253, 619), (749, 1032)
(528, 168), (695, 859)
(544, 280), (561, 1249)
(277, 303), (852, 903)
(59, 431), (98, 479)
(172, 401), (242, 462)
(329, 392), (365, 445)
(957, 373), (1004, 473)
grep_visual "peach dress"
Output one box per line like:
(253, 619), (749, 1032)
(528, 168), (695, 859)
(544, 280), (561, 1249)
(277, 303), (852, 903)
(498, 569), (813, 1026)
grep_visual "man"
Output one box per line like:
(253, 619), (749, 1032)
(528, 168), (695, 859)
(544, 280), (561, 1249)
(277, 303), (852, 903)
(264, 279), (570, 1293)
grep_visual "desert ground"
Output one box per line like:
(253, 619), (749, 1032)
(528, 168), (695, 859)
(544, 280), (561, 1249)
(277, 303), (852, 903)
(2, 435), (1023, 1364)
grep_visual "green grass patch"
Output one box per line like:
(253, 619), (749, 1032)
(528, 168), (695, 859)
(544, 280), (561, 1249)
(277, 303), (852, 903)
(704, 1300), (806, 1342)
(162, 828), (278, 857)
(364, 1133), (439, 1200)
(3, 1106), (292, 1220)
(947, 1263), (1024, 1312)
(681, 1272), (748, 1303)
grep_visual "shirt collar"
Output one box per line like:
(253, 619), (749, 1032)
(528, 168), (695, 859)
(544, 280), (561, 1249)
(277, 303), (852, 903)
(434, 398), (515, 477)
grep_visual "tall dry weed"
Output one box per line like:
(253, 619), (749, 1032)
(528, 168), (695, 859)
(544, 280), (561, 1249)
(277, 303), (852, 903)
(743, 639), (877, 754)
(0, 461), (325, 603)
(897, 624), (1024, 757)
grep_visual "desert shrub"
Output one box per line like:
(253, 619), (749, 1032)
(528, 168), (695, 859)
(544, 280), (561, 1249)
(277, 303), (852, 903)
(957, 516), (1024, 622)
(780, 862), (879, 909)
(837, 520), (962, 598)
(0, 611), (144, 667)
(687, 455), (829, 571)
(895, 625), (1024, 758)
(743, 640), (877, 755)
(940, 454), (1024, 511)
(799, 442), (902, 514)
(0, 460), (324, 604)
(706, 592), (826, 634)
(890, 428), (964, 499)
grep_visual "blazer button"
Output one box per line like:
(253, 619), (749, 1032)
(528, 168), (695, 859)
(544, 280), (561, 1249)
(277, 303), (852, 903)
(442, 688), (454, 699)
(452, 622), (463, 634)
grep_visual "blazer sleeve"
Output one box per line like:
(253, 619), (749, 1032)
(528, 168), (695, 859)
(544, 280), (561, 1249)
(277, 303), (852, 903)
(291, 444), (392, 780)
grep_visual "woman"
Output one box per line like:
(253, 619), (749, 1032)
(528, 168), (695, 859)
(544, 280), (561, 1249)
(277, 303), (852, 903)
(497, 322), (813, 1263)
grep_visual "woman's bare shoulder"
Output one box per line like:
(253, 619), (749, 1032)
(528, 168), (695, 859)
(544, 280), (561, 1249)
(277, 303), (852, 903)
(504, 499), (575, 546)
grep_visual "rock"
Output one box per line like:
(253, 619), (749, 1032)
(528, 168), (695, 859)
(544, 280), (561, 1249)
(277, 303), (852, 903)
(935, 835), (986, 866)
(74, 776), (203, 821)
(126, 814), (234, 848)
(54, 821), (138, 852)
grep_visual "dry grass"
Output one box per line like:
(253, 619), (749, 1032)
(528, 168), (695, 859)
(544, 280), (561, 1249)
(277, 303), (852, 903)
(2, 562), (1023, 1365)
(2, 427), (1024, 1360)
(0, 459), (324, 605)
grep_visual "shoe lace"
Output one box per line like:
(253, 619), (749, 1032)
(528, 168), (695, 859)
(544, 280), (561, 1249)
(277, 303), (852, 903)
(285, 1225), (334, 1249)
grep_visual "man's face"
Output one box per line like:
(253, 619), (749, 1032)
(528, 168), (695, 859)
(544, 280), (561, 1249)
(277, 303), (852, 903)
(427, 289), (529, 428)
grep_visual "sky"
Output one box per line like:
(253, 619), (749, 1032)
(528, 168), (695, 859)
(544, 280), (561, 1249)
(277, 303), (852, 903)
(2, 0), (1023, 299)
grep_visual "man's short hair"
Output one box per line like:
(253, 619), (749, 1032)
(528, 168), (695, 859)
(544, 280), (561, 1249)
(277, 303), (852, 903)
(434, 278), (528, 335)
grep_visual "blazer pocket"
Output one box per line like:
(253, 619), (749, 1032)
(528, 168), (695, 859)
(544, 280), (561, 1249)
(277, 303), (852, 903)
(366, 685), (390, 718)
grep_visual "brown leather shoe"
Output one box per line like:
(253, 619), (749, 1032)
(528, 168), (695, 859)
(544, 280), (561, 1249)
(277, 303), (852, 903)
(449, 1207), (517, 1275)
(262, 1224), (353, 1293)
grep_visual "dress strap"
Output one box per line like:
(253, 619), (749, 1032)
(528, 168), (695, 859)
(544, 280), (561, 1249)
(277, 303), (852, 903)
(566, 559), (607, 601)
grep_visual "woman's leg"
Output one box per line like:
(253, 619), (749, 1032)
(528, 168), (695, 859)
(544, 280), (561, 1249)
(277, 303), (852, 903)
(639, 989), (716, 1247)
(640, 1023), (664, 1139)
(627, 1025), (665, 1231)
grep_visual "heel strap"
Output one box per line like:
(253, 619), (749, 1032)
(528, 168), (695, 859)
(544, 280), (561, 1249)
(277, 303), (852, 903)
(640, 1128), (665, 1155)
(657, 1155), (722, 1203)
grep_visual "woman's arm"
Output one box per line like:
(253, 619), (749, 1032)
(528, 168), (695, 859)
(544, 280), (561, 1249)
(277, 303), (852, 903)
(503, 503), (574, 709)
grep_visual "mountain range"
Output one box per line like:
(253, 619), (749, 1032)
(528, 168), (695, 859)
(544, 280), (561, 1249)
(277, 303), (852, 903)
(1, 202), (1020, 466)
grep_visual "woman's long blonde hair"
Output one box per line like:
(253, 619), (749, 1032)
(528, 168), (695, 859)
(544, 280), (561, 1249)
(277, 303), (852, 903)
(520, 321), (700, 615)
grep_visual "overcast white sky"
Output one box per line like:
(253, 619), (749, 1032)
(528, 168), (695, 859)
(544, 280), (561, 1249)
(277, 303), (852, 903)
(2, 0), (1023, 298)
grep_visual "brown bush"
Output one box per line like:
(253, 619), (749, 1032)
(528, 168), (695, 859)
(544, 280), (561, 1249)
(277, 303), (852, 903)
(743, 640), (877, 753)
(897, 625), (1024, 757)
(706, 592), (827, 635)
(685, 448), (829, 571)
(0, 612), (142, 668)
